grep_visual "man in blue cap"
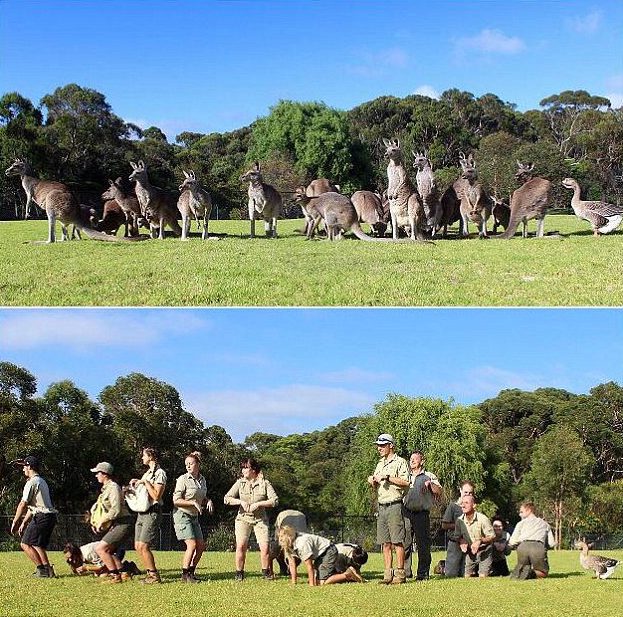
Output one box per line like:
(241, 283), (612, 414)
(10, 455), (58, 578)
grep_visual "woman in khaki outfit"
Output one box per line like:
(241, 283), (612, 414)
(224, 458), (278, 581)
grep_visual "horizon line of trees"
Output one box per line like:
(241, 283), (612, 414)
(1, 361), (622, 546)
(1, 84), (622, 221)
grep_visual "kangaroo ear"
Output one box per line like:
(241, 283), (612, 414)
(190, 170), (196, 180)
(138, 160), (145, 169)
(183, 170), (189, 178)
(459, 151), (466, 160)
(108, 179), (115, 185)
(130, 161), (137, 170)
(254, 161), (260, 172)
(382, 137), (391, 147)
(396, 137), (400, 148)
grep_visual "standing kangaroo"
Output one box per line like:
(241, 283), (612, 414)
(458, 152), (491, 238)
(412, 151), (442, 238)
(5, 159), (141, 243)
(177, 170), (213, 240)
(382, 138), (424, 241)
(240, 161), (281, 238)
(301, 178), (339, 236)
(101, 177), (142, 237)
(500, 162), (552, 239)
(128, 160), (181, 239)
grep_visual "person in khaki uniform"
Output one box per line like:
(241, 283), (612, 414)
(441, 480), (475, 577)
(455, 494), (495, 578)
(224, 458), (278, 581)
(367, 433), (410, 584)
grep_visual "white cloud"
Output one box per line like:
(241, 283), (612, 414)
(0, 311), (208, 351)
(605, 75), (623, 109)
(187, 384), (373, 441)
(565, 10), (602, 35)
(413, 85), (440, 99)
(455, 29), (526, 55)
(320, 367), (395, 383)
(349, 47), (410, 77)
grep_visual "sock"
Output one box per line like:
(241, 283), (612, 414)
(182, 568), (191, 575)
(110, 568), (120, 575)
(37, 565), (46, 571)
(188, 565), (196, 574)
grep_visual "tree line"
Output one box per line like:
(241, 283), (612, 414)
(1, 361), (622, 546)
(1, 84), (622, 220)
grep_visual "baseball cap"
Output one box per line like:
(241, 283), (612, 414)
(90, 462), (114, 475)
(374, 433), (394, 445)
(12, 455), (40, 468)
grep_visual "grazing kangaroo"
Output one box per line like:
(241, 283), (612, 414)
(128, 161), (181, 239)
(300, 178), (339, 235)
(491, 197), (511, 234)
(5, 159), (142, 243)
(412, 151), (442, 238)
(177, 170), (213, 240)
(500, 162), (552, 239)
(101, 177), (142, 237)
(458, 152), (491, 238)
(95, 200), (127, 235)
(350, 190), (387, 236)
(562, 177), (623, 235)
(382, 138), (425, 241)
(240, 161), (282, 238)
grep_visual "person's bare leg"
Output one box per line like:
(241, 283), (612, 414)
(182, 539), (197, 569)
(394, 544), (405, 569)
(191, 540), (205, 568)
(235, 541), (248, 571)
(259, 542), (270, 570)
(383, 543), (393, 570)
(20, 543), (42, 566)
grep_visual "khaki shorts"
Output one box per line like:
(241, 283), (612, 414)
(174, 510), (203, 541)
(101, 517), (133, 548)
(235, 516), (269, 545)
(377, 501), (406, 545)
(135, 510), (160, 545)
(517, 541), (549, 573)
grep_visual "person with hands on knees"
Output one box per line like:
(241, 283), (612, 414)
(278, 525), (364, 586)
(455, 494), (495, 578)
(173, 451), (214, 583)
(9, 455), (58, 578)
(224, 458), (278, 581)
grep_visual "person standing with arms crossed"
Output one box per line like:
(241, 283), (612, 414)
(10, 456), (58, 578)
(403, 450), (442, 580)
(441, 480), (475, 578)
(367, 433), (410, 584)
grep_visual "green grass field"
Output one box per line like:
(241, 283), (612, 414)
(0, 216), (621, 306)
(1, 550), (622, 617)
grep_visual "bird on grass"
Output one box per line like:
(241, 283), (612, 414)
(562, 178), (623, 236)
(575, 540), (621, 579)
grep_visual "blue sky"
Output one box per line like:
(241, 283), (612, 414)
(0, 308), (620, 442)
(1, 0), (621, 140)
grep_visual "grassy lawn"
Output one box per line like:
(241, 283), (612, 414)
(0, 215), (621, 306)
(1, 549), (622, 617)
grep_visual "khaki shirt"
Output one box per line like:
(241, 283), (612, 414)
(141, 466), (167, 505)
(96, 480), (130, 523)
(456, 511), (494, 544)
(508, 514), (556, 548)
(293, 532), (331, 561)
(442, 500), (463, 541)
(373, 454), (410, 504)
(224, 477), (278, 522)
(173, 473), (207, 517)
(21, 475), (57, 514)
(403, 469), (441, 512)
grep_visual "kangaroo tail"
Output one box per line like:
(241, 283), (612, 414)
(78, 225), (148, 242)
(499, 210), (521, 239)
(351, 223), (434, 244)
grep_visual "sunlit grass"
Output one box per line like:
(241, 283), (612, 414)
(0, 215), (621, 306)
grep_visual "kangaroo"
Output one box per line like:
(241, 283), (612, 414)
(491, 197), (511, 234)
(439, 184), (462, 237)
(240, 161), (282, 238)
(95, 200), (127, 235)
(294, 189), (418, 243)
(5, 159), (143, 243)
(350, 190), (387, 236)
(458, 152), (491, 238)
(128, 161), (181, 239)
(500, 162), (552, 239)
(300, 178), (339, 235)
(412, 151), (442, 238)
(101, 177), (142, 237)
(382, 138), (425, 241)
(177, 170), (213, 240)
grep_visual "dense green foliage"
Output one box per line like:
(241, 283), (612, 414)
(1, 361), (622, 541)
(1, 216), (622, 307)
(1, 85), (622, 220)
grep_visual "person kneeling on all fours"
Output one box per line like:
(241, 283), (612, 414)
(64, 542), (140, 577)
(278, 525), (365, 586)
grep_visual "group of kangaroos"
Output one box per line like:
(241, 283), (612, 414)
(5, 137), (622, 244)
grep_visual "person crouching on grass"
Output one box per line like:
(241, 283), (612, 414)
(9, 455), (58, 578)
(278, 525), (364, 586)
(63, 542), (140, 577)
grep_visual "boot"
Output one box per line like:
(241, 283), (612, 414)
(391, 568), (406, 584)
(235, 570), (244, 582)
(378, 568), (393, 584)
(344, 566), (364, 583)
(261, 568), (273, 581)
(102, 573), (123, 584)
(139, 570), (162, 584)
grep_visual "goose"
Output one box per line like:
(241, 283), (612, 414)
(562, 178), (623, 235)
(575, 540), (621, 579)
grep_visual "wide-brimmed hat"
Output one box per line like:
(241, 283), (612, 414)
(374, 433), (394, 446)
(90, 462), (114, 475)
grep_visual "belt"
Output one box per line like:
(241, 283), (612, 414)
(522, 540), (544, 544)
(378, 499), (403, 507)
